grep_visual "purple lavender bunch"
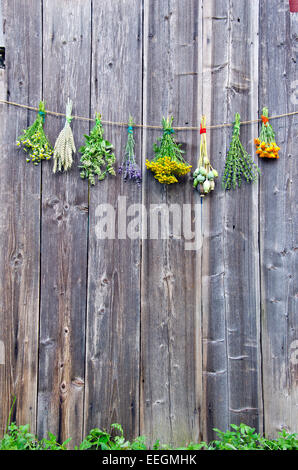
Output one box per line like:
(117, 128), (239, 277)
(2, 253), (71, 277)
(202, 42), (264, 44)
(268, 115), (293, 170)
(119, 117), (142, 186)
(118, 159), (142, 185)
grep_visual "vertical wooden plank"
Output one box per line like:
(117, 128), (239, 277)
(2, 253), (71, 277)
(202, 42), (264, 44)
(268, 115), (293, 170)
(223, 0), (262, 432)
(199, 0), (230, 440)
(259, 0), (298, 437)
(201, 0), (262, 440)
(37, 0), (91, 447)
(0, 0), (42, 434)
(141, 0), (200, 446)
(84, 0), (142, 440)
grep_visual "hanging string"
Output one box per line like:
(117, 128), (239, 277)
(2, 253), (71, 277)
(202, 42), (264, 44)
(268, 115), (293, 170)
(0, 98), (297, 131)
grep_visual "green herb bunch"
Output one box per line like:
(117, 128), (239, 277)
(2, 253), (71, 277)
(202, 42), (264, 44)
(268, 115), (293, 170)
(153, 117), (184, 160)
(16, 101), (53, 165)
(222, 113), (260, 190)
(79, 113), (116, 185)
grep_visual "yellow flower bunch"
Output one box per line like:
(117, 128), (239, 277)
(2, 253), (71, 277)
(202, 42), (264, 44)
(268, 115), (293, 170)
(255, 108), (280, 160)
(146, 156), (191, 184)
(16, 101), (53, 165)
(146, 117), (191, 185)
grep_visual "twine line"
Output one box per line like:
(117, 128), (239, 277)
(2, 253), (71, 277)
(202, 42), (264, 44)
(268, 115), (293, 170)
(0, 99), (297, 131)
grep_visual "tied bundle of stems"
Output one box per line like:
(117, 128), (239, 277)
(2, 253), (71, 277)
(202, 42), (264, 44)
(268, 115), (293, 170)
(118, 116), (142, 186)
(16, 101), (53, 165)
(222, 112), (260, 190)
(255, 107), (280, 159)
(193, 115), (218, 196)
(146, 116), (191, 184)
(53, 99), (76, 173)
(79, 112), (116, 185)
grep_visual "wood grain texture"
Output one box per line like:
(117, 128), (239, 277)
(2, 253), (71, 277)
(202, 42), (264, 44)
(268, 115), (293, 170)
(199, 0), (230, 440)
(259, 0), (298, 437)
(140, 0), (200, 446)
(223, 0), (262, 433)
(83, 0), (143, 440)
(37, 0), (91, 447)
(200, 0), (262, 440)
(0, 0), (42, 434)
(0, 0), (296, 446)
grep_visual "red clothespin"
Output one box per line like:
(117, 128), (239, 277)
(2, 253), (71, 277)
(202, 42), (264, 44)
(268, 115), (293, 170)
(289, 0), (298, 12)
(200, 123), (206, 134)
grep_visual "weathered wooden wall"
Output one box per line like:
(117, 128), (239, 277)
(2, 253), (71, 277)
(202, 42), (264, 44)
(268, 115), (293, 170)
(0, 0), (297, 448)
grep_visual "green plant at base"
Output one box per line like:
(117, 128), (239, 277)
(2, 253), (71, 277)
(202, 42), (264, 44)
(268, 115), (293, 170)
(211, 423), (298, 450)
(222, 112), (260, 190)
(1, 397), (70, 450)
(16, 101), (53, 165)
(0, 423), (71, 450)
(78, 423), (146, 450)
(0, 421), (297, 450)
(79, 113), (116, 185)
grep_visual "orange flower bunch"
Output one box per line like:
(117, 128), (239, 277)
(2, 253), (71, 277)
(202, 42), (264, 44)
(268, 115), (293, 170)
(255, 108), (280, 159)
(255, 138), (280, 159)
